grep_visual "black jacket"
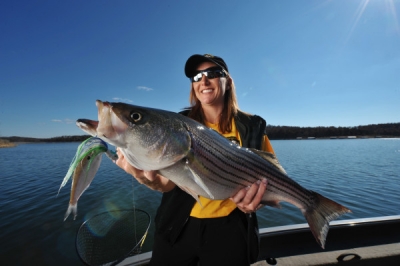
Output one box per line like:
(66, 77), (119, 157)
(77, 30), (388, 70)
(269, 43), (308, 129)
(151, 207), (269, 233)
(154, 110), (267, 261)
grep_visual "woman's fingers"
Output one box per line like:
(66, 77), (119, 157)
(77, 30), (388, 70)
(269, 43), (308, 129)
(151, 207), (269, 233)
(230, 178), (267, 213)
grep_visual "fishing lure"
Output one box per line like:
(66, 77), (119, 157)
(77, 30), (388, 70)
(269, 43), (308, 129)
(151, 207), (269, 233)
(58, 137), (117, 220)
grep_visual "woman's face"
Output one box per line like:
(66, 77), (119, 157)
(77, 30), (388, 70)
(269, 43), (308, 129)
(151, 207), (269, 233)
(192, 61), (228, 107)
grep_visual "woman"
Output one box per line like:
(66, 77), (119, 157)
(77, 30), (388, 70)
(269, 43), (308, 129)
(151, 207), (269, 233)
(116, 54), (275, 265)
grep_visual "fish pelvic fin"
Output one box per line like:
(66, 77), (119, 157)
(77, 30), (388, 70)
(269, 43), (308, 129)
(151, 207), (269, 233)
(64, 203), (78, 221)
(186, 166), (214, 200)
(304, 191), (352, 249)
(260, 199), (282, 209)
(178, 185), (203, 207)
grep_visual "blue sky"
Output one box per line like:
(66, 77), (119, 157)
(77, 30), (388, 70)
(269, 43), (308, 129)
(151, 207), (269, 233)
(1, 0), (399, 138)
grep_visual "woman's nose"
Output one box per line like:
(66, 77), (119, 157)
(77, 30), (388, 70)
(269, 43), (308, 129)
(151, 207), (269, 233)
(199, 74), (209, 84)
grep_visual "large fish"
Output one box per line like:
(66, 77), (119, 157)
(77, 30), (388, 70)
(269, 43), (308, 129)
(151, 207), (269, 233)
(58, 137), (117, 220)
(77, 100), (351, 248)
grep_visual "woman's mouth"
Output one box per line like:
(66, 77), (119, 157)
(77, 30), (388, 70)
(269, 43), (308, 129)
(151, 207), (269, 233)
(201, 89), (213, 94)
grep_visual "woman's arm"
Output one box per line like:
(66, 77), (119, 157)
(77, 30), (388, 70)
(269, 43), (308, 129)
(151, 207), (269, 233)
(115, 148), (176, 192)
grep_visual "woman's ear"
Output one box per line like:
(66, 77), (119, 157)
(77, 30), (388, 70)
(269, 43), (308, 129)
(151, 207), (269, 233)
(226, 77), (232, 90)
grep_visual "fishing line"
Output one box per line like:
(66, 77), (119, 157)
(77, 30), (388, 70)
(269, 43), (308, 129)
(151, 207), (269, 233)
(128, 164), (148, 255)
(108, 143), (144, 254)
(131, 171), (139, 253)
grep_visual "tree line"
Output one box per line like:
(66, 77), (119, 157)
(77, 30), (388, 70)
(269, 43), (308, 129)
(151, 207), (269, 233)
(1, 135), (91, 143)
(266, 123), (400, 140)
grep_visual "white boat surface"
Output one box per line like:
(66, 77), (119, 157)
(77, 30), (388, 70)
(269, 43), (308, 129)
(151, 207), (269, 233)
(117, 215), (400, 266)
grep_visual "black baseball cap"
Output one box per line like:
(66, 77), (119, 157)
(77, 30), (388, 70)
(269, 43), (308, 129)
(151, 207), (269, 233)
(184, 54), (229, 77)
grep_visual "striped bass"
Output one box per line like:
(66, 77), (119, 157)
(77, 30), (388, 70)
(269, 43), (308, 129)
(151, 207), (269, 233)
(77, 100), (351, 248)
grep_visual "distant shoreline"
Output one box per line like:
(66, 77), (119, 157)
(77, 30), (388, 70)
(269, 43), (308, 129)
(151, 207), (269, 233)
(1, 135), (399, 149)
(0, 142), (17, 148)
(1, 122), (399, 148)
(0, 135), (90, 148)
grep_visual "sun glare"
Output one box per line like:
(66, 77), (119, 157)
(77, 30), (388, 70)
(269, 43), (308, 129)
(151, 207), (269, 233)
(345, 0), (400, 43)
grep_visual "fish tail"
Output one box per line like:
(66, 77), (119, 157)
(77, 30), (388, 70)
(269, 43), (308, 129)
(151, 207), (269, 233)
(304, 191), (351, 249)
(64, 203), (78, 221)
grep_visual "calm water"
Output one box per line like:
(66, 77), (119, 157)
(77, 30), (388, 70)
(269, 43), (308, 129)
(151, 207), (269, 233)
(1, 139), (399, 265)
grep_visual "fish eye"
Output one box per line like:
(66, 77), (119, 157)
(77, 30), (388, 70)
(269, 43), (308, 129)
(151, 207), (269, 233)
(130, 112), (142, 122)
(87, 156), (91, 160)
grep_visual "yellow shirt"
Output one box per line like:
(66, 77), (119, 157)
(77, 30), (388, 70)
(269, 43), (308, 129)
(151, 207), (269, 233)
(190, 119), (275, 218)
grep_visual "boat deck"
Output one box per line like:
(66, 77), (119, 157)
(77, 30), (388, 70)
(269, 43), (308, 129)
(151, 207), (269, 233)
(119, 243), (400, 266)
(118, 216), (400, 266)
(254, 243), (399, 265)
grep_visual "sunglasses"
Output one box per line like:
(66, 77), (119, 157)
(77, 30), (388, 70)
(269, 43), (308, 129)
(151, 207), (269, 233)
(190, 67), (227, 82)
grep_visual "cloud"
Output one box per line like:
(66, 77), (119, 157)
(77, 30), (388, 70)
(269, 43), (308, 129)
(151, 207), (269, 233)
(137, 86), (153, 91)
(241, 87), (253, 97)
(112, 97), (133, 103)
(51, 119), (74, 124)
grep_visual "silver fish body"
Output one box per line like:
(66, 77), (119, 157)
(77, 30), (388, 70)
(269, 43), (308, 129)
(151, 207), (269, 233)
(77, 100), (351, 248)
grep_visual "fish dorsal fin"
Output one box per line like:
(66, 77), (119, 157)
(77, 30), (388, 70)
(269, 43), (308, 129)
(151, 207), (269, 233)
(250, 149), (287, 175)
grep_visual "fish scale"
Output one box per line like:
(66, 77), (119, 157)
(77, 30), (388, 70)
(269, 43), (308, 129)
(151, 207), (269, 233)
(189, 126), (258, 185)
(189, 125), (305, 202)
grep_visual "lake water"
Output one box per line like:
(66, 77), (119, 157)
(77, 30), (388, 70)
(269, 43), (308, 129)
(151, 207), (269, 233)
(1, 139), (399, 265)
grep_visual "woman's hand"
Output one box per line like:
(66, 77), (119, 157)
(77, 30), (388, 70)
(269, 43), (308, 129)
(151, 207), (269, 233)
(230, 178), (267, 214)
(115, 148), (175, 192)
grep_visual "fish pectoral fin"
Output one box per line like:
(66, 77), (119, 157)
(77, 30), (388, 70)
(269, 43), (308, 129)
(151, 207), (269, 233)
(178, 186), (203, 207)
(186, 165), (215, 200)
(250, 149), (287, 175)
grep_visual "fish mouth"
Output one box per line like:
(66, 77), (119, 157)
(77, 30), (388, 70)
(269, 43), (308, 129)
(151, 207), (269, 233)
(76, 100), (128, 147)
(95, 100), (112, 139)
(76, 119), (98, 136)
(95, 100), (128, 145)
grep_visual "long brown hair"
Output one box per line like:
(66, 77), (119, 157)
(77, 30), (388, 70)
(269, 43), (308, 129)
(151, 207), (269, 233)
(187, 75), (239, 133)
